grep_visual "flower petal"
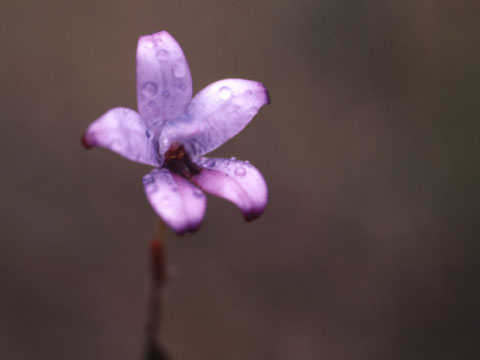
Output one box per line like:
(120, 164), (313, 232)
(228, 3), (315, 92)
(83, 107), (158, 166)
(136, 31), (193, 132)
(191, 157), (268, 221)
(159, 79), (270, 157)
(143, 168), (207, 234)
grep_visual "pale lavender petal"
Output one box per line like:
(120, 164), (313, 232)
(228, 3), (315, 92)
(83, 107), (158, 166)
(159, 79), (270, 157)
(191, 157), (268, 221)
(136, 31), (192, 132)
(143, 168), (206, 234)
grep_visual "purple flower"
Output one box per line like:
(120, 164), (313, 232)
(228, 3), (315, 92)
(83, 31), (270, 234)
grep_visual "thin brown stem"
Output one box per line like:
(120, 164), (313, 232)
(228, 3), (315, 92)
(145, 220), (169, 360)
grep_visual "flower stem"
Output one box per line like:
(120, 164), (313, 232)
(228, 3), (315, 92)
(145, 220), (169, 360)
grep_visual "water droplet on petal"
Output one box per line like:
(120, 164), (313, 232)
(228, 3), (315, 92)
(145, 40), (154, 49)
(145, 184), (158, 194)
(162, 198), (171, 207)
(143, 175), (155, 185)
(178, 83), (186, 91)
(162, 90), (170, 98)
(233, 96), (243, 105)
(110, 139), (122, 151)
(142, 82), (158, 97)
(193, 188), (204, 198)
(146, 130), (154, 139)
(207, 159), (216, 168)
(153, 34), (164, 44)
(173, 63), (186, 77)
(156, 49), (169, 59)
(247, 106), (258, 116)
(145, 101), (158, 117)
(219, 86), (232, 100)
(115, 108), (130, 115)
(234, 167), (246, 176)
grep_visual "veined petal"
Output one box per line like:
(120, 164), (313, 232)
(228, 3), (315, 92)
(143, 168), (206, 234)
(83, 107), (158, 166)
(191, 157), (268, 221)
(159, 79), (270, 157)
(136, 31), (192, 132)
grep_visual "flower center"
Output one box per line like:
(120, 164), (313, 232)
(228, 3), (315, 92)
(164, 143), (200, 178)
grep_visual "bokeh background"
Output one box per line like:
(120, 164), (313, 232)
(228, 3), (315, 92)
(1, 0), (479, 359)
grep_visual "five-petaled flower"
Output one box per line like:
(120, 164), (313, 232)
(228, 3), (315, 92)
(83, 31), (270, 234)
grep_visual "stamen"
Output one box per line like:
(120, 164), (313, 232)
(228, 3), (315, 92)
(164, 143), (200, 178)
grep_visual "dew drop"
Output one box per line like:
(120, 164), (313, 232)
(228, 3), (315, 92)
(114, 108), (131, 116)
(207, 159), (216, 168)
(247, 106), (258, 116)
(110, 140), (122, 151)
(156, 49), (169, 59)
(173, 63), (186, 77)
(234, 166), (246, 176)
(145, 184), (158, 194)
(219, 86), (232, 100)
(145, 40), (154, 49)
(147, 101), (158, 112)
(145, 101), (158, 117)
(233, 96), (243, 105)
(142, 82), (158, 97)
(162, 90), (170, 98)
(193, 188), (204, 198)
(142, 175), (155, 185)
(146, 130), (154, 140)
(178, 83), (186, 91)
(162, 198), (171, 207)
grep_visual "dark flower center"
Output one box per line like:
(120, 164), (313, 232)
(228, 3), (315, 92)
(164, 143), (200, 178)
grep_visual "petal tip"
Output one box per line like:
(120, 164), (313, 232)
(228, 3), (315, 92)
(81, 133), (95, 149)
(172, 220), (203, 236)
(141, 30), (174, 43)
(243, 208), (265, 222)
(157, 30), (171, 37)
(262, 84), (271, 105)
(158, 213), (204, 236)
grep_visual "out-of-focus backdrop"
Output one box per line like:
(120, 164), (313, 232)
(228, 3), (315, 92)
(1, 1), (479, 359)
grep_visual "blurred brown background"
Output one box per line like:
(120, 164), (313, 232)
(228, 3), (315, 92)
(1, 0), (480, 359)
